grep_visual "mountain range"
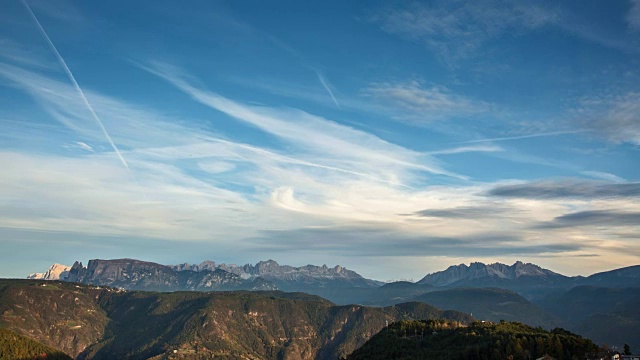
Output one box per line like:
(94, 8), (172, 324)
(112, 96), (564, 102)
(29, 258), (381, 297)
(30, 259), (640, 300)
(24, 259), (640, 353)
(62, 258), (278, 292)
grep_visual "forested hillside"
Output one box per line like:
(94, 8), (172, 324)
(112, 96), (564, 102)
(0, 279), (472, 359)
(0, 327), (72, 360)
(347, 320), (601, 360)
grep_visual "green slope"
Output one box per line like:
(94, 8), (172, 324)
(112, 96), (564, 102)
(0, 327), (72, 360)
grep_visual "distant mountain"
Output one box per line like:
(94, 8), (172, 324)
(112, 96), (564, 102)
(418, 261), (566, 286)
(347, 319), (602, 360)
(417, 261), (575, 301)
(540, 286), (640, 323)
(411, 287), (560, 328)
(579, 265), (640, 287)
(27, 263), (71, 281)
(540, 286), (640, 352)
(0, 279), (473, 359)
(418, 261), (640, 289)
(368, 281), (435, 304)
(173, 259), (381, 290)
(0, 328), (72, 360)
(27, 259), (640, 306)
(31, 258), (381, 298)
(65, 258), (277, 292)
(418, 261), (569, 286)
(408, 262), (640, 350)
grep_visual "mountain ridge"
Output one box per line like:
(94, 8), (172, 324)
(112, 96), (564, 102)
(31, 258), (381, 296)
(30, 259), (640, 288)
(0, 279), (474, 359)
(174, 258), (381, 287)
(65, 258), (277, 292)
(418, 261), (566, 286)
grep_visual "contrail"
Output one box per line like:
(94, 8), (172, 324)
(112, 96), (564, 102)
(264, 33), (341, 109)
(460, 130), (586, 144)
(21, 0), (130, 171)
(316, 71), (340, 108)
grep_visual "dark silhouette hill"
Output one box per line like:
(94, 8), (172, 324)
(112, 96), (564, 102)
(411, 287), (560, 328)
(346, 319), (601, 360)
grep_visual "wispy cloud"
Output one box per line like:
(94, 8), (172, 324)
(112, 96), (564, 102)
(2, 58), (638, 278)
(575, 92), (640, 145)
(249, 226), (583, 258)
(581, 171), (626, 183)
(370, 0), (559, 63)
(0, 37), (55, 70)
(64, 141), (94, 152)
(315, 70), (340, 108)
(371, 0), (639, 65)
(427, 144), (502, 155)
(21, 0), (129, 171)
(1, 62), (460, 234)
(412, 205), (511, 219)
(461, 130), (586, 144)
(140, 61), (463, 181)
(538, 210), (640, 229)
(363, 80), (491, 122)
(627, 0), (640, 32)
(488, 180), (640, 199)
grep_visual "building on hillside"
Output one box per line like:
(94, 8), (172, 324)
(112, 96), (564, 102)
(536, 355), (556, 360)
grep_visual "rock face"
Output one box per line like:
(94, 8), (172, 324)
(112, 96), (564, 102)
(30, 258), (380, 297)
(171, 260), (217, 273)
(173, 259), (381, 291)
(27, 263), (71, 281)
(65, 259), (276, 292)
(240, 260), (381, 291)
(418, 261), (563, 286)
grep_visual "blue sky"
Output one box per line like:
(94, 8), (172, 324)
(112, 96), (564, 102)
(1, 0), (639, 280)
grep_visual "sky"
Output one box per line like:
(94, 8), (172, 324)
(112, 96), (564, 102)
(1, 0), (639, 281)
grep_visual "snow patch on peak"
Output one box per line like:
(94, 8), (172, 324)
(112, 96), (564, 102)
(27, 263), (71, 281)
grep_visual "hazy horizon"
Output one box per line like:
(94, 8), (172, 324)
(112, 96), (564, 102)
(1, 0), (639, 281)
(15, 256), (637, 283)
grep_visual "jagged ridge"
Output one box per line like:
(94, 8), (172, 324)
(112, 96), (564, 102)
(172, 259), (380, 289)
(65, 258), (277, 292)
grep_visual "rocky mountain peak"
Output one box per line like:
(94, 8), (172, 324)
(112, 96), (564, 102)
(256, 259), (280, 270)
(27, 263), (71, 280)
